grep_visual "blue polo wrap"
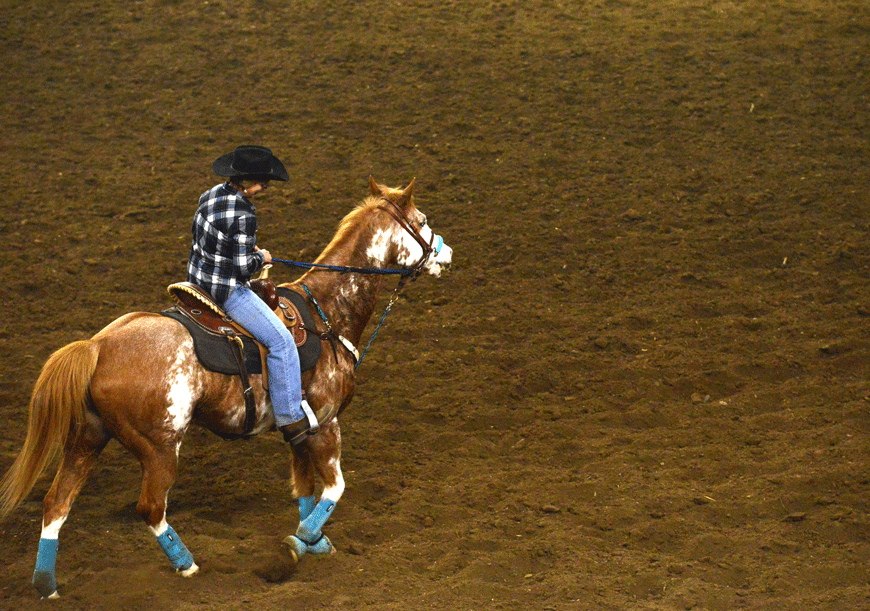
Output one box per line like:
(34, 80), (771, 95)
(32, 537), (59, 597)
(299, 495), (316, 521)
(156, 525), (195, 571)
(296, 498), (335, 544)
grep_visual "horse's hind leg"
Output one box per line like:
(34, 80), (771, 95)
(131, 441), (198, 576)
(35, 411), (111, 598)
(285, 422), (344, 559)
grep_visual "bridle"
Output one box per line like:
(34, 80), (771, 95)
(377, 197), (444, 276)
(276, 197), (445, 278)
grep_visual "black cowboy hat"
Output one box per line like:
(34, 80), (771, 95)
(212, 145), (289, 182)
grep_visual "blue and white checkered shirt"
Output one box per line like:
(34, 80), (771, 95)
(187, 182), (266, 304)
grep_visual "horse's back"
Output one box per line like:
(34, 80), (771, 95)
(88, 310), (262, 441)
(93, 311), (174, 339)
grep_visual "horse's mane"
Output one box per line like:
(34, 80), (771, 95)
(318, 196), (383, 259)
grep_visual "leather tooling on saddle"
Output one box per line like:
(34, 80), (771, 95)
(161, 283), (323, 437)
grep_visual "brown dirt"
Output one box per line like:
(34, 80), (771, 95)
(2, 1), (870, 609)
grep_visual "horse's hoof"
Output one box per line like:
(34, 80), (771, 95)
(180, 562), (199, 578)
(32, 570), (58, 599)
(255, 546), (298, 583)
(282, 535), (307, 561)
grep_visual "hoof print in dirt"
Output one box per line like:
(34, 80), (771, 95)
(253, 550), (298, 584)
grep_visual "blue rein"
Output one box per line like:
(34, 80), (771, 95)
(272, 258), (416, 276)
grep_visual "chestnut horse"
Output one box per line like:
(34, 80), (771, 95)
(0, 177), (453, 598)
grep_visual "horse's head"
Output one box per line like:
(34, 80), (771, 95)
(369, 176), (453, 278)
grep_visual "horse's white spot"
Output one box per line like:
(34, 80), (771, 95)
(339, 276), (360, 301)
(243, 394), (275, 435)
(419, 223), (434, 245)
(418, 220), (452, 278)
(165, 347), (196, 437)
(366, 228), (393, 264)
(395, 228), (423, 268)
(41, 516), (67, 539)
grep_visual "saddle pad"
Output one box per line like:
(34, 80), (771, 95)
(160, 286), (322, 376)
(162, 308), (263, 376)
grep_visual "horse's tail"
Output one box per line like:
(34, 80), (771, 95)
(0, 339), (100, 519)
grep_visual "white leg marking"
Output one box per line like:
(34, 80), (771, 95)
(181, 563), (199, 577)
(149, 518), (169, 537)
(41, 516), (67, 540)
(320, 457), (345, 503)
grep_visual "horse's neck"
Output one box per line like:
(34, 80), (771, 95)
(299, 227), (388, 345)
(301, 273), (383, 345)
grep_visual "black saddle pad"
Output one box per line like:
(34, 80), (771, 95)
(278, 286), (323, 371)
(161, 286), (322, 376)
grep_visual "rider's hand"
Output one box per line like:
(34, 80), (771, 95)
(258, 248), (272, 264)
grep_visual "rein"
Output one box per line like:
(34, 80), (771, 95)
(272, 258), (415, 276)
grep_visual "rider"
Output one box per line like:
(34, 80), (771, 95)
(187, 145), (320, 444)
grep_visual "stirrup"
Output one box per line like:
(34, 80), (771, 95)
(300, 399), (320, 434)
(280, 400), (338, 445)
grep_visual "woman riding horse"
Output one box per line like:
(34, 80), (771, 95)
(188, 145), (327, 445)
(0, 173), (453, 598)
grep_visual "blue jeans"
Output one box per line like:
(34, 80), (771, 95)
(223, 285), (303, 426)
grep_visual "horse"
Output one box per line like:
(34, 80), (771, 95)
(0, 177), (453, 598)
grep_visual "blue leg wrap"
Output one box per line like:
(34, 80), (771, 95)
(156, 525), (195, 571)
(296, 498), (335, 544)
(298, 495), (316, 521)
(33, 538), (59, 598)
(284, 533), (334, 559)
(306, 534), (334, 555)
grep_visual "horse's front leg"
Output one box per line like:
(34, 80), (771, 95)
(284, 420), (344, 559)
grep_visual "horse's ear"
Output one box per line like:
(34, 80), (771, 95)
(369, 175), (382, 196)
(401, 178), (416, 202)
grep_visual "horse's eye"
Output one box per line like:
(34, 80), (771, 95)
(419, 215), (428, 228)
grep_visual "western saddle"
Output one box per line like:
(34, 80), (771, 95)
(165, 268), (309, 436)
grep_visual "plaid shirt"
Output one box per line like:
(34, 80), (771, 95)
(187, 182), (266, 304)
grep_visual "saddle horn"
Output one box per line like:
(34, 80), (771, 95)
(251, 264), (278, 310)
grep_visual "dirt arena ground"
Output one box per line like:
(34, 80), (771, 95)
(2, 1), (870, 609)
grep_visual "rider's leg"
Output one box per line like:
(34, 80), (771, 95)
(223, 286), (309, 429)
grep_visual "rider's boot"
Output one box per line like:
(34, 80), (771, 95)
(279, 398), (333, 445)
